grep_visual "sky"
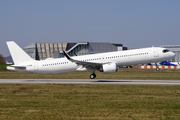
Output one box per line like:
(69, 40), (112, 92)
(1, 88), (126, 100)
(1, 0), (180, 57)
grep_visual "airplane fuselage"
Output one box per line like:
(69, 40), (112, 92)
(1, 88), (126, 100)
(9, 47), (175, 75)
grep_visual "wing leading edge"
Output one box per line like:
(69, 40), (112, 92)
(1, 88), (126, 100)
(63, 51), (102, 70)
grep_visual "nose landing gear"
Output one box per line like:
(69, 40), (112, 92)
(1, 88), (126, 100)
(155, 63), (160, 71)
(156, 67), (160, 71)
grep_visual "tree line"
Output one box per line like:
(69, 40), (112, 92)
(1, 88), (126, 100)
(0, 54), (5, 64)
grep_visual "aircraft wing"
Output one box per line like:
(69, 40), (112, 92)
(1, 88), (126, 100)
(63, 51), (103, 70)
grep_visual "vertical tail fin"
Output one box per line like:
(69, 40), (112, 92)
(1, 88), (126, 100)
(6, 41), (34, 64)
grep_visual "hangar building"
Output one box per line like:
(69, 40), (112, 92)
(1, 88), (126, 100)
(23, 42), (127, 60)
(160, 45), (180, 62)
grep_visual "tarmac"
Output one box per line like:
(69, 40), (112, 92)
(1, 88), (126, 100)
(0, 79), (180, 85)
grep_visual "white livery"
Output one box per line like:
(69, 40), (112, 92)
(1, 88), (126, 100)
(7, 41), (175, 79)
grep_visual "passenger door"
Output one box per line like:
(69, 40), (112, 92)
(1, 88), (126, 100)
(153, 48), (159, 57)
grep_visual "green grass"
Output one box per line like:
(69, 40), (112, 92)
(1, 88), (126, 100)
(1, 65), (180, 119)
(0, 84), (180, 119)
(1, 64), (180, 80)
(0, 64), (10, 71)
(1, 68), (180, 80)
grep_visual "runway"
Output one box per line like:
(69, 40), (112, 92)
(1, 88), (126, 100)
(0, 79), (180, 85)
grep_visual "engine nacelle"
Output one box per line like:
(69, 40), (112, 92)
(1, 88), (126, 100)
(101, 63), (118, 73)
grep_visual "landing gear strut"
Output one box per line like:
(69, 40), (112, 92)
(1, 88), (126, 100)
(155, 63), (160, 71)
(90, 71), (96, 79)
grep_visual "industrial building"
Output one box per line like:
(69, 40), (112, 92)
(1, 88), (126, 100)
(23, 42), (127, 60)
(160, 45), (180, 62)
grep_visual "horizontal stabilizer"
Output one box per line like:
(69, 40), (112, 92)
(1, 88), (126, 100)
(10, 65), (26, 68)
(7, 65), (26, 71)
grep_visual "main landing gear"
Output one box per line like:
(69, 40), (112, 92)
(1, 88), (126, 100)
(90, 71), (96, 79)
(90, 73), (96, 79)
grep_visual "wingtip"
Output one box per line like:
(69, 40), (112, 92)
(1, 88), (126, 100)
(63, 50), (71, 60)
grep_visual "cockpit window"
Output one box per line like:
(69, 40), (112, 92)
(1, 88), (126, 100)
(162, 49), (170, 53)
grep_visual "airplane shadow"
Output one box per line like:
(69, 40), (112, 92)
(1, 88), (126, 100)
(93, 80), (133, 83)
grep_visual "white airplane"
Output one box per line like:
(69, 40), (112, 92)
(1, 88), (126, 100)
(6, 41), (175, 79)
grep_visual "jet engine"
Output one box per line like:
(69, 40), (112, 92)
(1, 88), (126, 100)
(101, 62), (118, 73)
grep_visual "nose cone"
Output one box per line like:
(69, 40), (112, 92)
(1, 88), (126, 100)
(173, 52), (176, 57)
(171, 52), (176, 58)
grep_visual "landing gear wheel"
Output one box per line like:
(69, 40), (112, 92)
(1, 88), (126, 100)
(156, 68), (160, 71)
(90, 74), (96, 79)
